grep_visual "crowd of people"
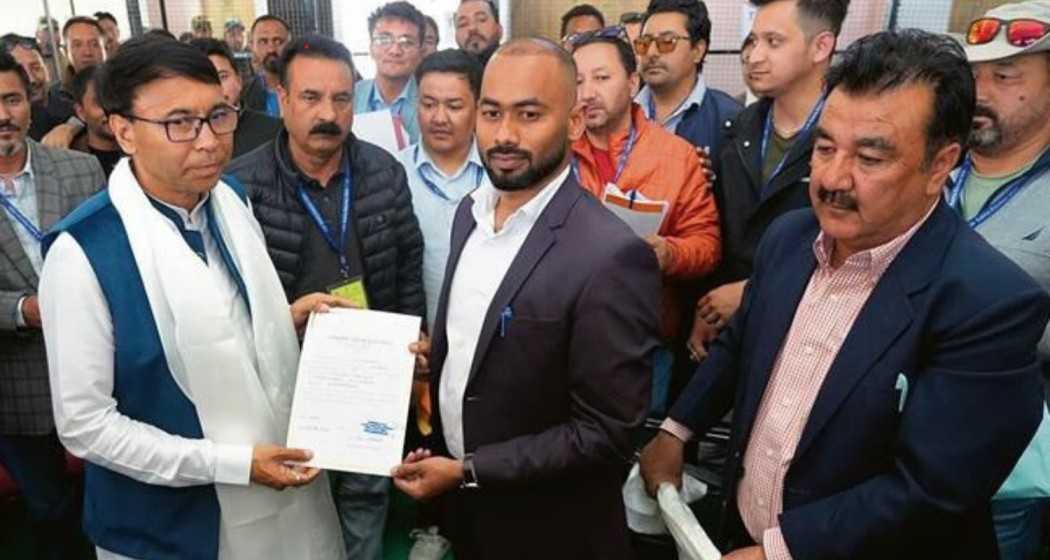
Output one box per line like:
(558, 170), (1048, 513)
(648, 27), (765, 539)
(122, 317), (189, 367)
(1, 0), (1050, 559)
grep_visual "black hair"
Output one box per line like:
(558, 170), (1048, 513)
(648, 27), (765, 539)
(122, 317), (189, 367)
(825, 29), (973, 165)
(460, 0), (499, 21)
(62, 16), (103, 39)
(0, 34), (42, 55)
(424, 15), (439, 41)
(189, 37), (237, 72)
(749, 0), (850, 37)
(143, 28), (177, 42)
(644, 0), (711, 46)
(251, 15), (290, 35)
(0, 50), (30, 97)
(94, 12), (118, 26)
(178, 32), (195, 43)
(96, 36), (220, 116)
(415, 48), (483, 100)
(277, 34), (355, 88)
(368, 2), (426, 43)
(571, 35), (637, 75)
(561, 5), (606, 38)
(70, 64), (100, 104)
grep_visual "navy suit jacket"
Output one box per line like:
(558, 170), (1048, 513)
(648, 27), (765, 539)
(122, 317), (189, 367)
(428, 174), (662, 559)
(669, 201), (1050, 559)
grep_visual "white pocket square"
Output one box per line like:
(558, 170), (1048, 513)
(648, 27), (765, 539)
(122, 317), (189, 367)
(895, 373), (909, 412)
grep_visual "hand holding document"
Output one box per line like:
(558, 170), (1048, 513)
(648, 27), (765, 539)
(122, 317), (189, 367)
(286, 308), (421, 476)
(602, 183), (669, 238)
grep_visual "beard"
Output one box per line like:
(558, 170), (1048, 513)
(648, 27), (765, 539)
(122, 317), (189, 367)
(263, 54), (280, 74)
(483, 141), (567, 192)
(969, 101), (1050, 155)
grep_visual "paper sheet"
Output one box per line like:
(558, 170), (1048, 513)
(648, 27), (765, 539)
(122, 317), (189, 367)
(286, 308), (421, 476)
(602, 183), (669, 238)
(351, 109), (407, 156)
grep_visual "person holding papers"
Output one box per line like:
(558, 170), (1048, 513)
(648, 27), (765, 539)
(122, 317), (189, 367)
(227, 34), (424, 560)
(38, 38), (346, 559)
(354, 2), (427, 147)
(569, 30), (720, 415)
(391, 38), (661, 560)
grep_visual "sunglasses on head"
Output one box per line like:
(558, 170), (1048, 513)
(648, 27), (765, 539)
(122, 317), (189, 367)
(566, 26), (628, 49)
(967, 17), (1050, 47)
(619, 12), (645, 25)
(632, 33), (691, 55)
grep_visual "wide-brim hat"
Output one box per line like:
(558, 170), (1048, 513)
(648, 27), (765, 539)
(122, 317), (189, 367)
(965, 0), (1050, 62)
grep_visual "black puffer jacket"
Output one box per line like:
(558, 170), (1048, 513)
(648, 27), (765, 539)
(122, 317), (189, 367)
(227, 131), (425, 316)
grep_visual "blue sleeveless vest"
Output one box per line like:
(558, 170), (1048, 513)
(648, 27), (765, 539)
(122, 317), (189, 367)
(42, 177), (250, 560)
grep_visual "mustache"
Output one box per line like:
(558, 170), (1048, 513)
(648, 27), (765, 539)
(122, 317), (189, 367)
(0, 120), (19, 132)
(486, 145), (532, 160)
(642, 61), (666, 72)
(973, 104), (999, 123)
(467, 32), (487, 44)
(309, 122), (343, 136)
(817, 187), (858, 211)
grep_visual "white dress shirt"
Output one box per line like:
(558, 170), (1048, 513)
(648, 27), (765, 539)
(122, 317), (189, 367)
(397, 141), (488, 331)
(636, 75), (709, 134)
(39, 194), (256, 560)
(438, 165), (569, 459)
(1, 148), (40, 327)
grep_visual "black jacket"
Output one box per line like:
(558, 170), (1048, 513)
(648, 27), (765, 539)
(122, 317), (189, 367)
(226, 131), (424, 316)
(239, 73), (269, 115)
(233, 109), (281, 159)
(711, 97), (815, 287)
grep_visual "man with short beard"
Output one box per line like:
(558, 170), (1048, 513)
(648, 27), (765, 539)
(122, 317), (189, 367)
(1, 35), (65, 140)
(227, 35), (424, 560)
(0, 49), (102, 560)
(391, 38), (661, 560)
(956, 2), (1050, 558)
(68, 65), (122, 176)
(240, 15), (290, 117)
(454, 0), (503, 66)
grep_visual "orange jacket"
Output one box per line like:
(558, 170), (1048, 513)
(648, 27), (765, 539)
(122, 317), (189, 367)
(572, 103), (721, 338)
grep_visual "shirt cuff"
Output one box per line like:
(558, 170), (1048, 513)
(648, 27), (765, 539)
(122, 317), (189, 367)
(660, 418), (694, 442)
(213, 443), (253, 486)
(762, 527), (793, 560)
(15, 296), (27, 328)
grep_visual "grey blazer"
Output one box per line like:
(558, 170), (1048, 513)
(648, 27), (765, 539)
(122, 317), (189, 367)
(0, 140), (104, 435)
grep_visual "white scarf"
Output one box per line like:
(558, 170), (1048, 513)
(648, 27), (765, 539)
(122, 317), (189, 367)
(108, 159), (345, 559)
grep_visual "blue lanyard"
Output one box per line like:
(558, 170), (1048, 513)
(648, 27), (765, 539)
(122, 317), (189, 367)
(297, 162), (354, 277)
(946, 153), (1050, 229)
(760, 96), (827, 186)
(0, 191), (43, 242)
(571, 121), (639, 186)
(414, 145), (485, 202)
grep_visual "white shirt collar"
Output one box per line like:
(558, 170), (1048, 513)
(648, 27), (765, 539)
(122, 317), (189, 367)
(470, 163), (570, 237)
(0, 143), (34, 197)
(415, 139), (484, 181)
(636, 74), (708, 123)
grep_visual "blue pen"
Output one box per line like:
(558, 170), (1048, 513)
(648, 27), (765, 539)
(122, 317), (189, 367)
(499, 306), (513, 337)
(628, 190), (637, 209)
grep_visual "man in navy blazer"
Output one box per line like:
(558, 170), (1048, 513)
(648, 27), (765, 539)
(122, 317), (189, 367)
(641, 30), (1050, 560)
(392, 39), (662, 559)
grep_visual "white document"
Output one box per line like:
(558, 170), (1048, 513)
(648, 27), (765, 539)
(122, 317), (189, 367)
(286, 308), (421, 476)
(602, 183), (669, 238)
(352, 109), (407, 156)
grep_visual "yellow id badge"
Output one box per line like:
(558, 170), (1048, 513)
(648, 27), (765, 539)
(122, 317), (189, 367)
(328, 277), (369, 309)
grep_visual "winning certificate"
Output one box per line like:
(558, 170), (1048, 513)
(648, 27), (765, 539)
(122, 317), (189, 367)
(286, 308), (421, 476)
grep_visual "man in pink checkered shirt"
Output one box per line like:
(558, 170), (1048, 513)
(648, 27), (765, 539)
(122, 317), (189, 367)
(641, 28), (1050, 560)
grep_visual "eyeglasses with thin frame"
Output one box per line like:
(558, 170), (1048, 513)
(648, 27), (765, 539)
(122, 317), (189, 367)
(967, 17), (1050, 47)
(371, 33), (420, 50)
(120, 106), (239, 143)
(566, 25), (629, 49)
(633, 33), (691, 55)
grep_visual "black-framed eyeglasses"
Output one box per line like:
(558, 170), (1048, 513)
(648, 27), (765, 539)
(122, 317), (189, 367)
(121, 106), (239, 143)
(371, 33), (420, 50)
(566, 26), (629, 49)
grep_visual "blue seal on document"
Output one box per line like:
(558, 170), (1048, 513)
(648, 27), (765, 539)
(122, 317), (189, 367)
(362, 421), (394, 436)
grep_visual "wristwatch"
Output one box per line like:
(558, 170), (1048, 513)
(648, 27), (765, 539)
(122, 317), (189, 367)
(461, 454), (479, 489)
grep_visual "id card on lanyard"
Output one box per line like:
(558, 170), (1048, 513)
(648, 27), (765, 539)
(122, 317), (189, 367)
(571, 121), (639, 187)
(296, 161), (367, 307)
(0, 193), (44, 242)
(414, 145), (485, 202)
(759, 95), (827, 188)
(946, 152), (1050, 229)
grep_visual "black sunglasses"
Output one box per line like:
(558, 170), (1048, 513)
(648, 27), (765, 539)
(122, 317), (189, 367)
(566, 26), (629, 49)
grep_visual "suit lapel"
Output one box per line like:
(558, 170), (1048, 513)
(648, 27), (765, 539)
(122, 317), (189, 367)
(736, 235), (816, 432)
(463, 178), (580, 389)
(793, 202), (955, 459)
(30, 143), (63, 231)
(0, 144), (44, 286)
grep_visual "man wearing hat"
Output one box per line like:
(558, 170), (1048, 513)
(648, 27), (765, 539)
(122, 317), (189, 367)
(958, 2), (1050, 558)
(225, 18), (246, 54)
